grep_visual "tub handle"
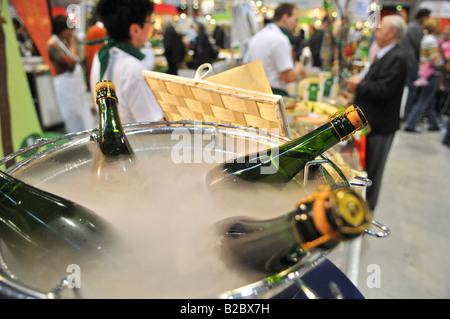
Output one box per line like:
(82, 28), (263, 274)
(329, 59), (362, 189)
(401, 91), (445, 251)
(365, 220), (390, 238)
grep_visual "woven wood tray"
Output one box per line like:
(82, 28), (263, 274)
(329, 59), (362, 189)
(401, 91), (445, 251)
(142, 65), (291, 138)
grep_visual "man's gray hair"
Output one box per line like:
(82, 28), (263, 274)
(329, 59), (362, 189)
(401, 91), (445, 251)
(383, 15), (406, 40)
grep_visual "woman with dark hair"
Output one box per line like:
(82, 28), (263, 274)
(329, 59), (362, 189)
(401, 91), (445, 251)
(90, 0), (164, 123)
(47, 15), (95, 133)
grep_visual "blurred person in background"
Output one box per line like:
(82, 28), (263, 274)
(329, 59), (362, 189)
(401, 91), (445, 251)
(162, 17), (185, 75)
(320, 15), (339, 71)
(440, 27), (450, 147)
(47, 15), (95, 133)
(345, 15), (407, 212)
(13, 17), (38, 57)
(84, 14), (107, 89)
(243, 3), (305, 96)
(187, 22), (217, 69)
(400, 8), (431, 120)
(90, 0), (164, 123)
(308, 16), (330, 68)
(404, 18), (443, 133)
(291, 28), (306, 61)
(213, 24), (227, 49)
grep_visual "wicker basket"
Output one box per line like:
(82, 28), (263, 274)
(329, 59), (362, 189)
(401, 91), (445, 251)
(142, 64), (291, 138)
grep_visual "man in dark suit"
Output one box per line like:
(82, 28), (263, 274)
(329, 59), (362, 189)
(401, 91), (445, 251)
(345, 15), (407, 211)
(162, 18), (185, 75)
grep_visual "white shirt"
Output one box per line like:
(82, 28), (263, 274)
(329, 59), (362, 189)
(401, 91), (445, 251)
(90, 46), (164, 124)
(243, 23), (294, 91)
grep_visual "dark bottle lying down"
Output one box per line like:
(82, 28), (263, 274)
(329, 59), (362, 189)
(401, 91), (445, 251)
(217, 186), (372, 274)
(207, 105), (367, 186)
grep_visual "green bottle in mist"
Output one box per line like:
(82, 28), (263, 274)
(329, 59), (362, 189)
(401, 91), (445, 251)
(95, 80), (134, 156)
(0, 170), (120, 272)
(218, 186), (372, 274)
(208, 105), (367, 185)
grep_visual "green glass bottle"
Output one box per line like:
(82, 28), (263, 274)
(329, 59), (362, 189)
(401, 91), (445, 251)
(95, 80), (133, 156)
(218, 186), (372, 274)
(0, 170), (120, 272)
(207, 105), (367, 185)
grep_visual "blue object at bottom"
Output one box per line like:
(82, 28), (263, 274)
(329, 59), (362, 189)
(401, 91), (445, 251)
(273, 259), (364, 299)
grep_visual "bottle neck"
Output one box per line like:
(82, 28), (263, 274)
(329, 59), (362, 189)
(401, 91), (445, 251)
(220, 198), (338, 274)
(222, 213), (303, 273)
(280, 110), (359, 158)
(329, 111), (359, 141)
(98, 97), (122, 134)
(97, 96), (133, 156)
(294, 186), (372, 249)
(290, 193), (340, 253)
(280, 121), (338, 157)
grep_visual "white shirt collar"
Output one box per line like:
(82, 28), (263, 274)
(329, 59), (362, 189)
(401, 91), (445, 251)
(266, 23), (283, 34)
(376, 43), (396, 60)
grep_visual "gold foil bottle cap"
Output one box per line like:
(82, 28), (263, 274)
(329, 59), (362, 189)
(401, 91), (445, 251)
(95, 80), (116, 95)
(297, 186), (372, 251)
(95, 80), (118, 103)
(345, 105), (367, 131)
(333, 188), (372, 236)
